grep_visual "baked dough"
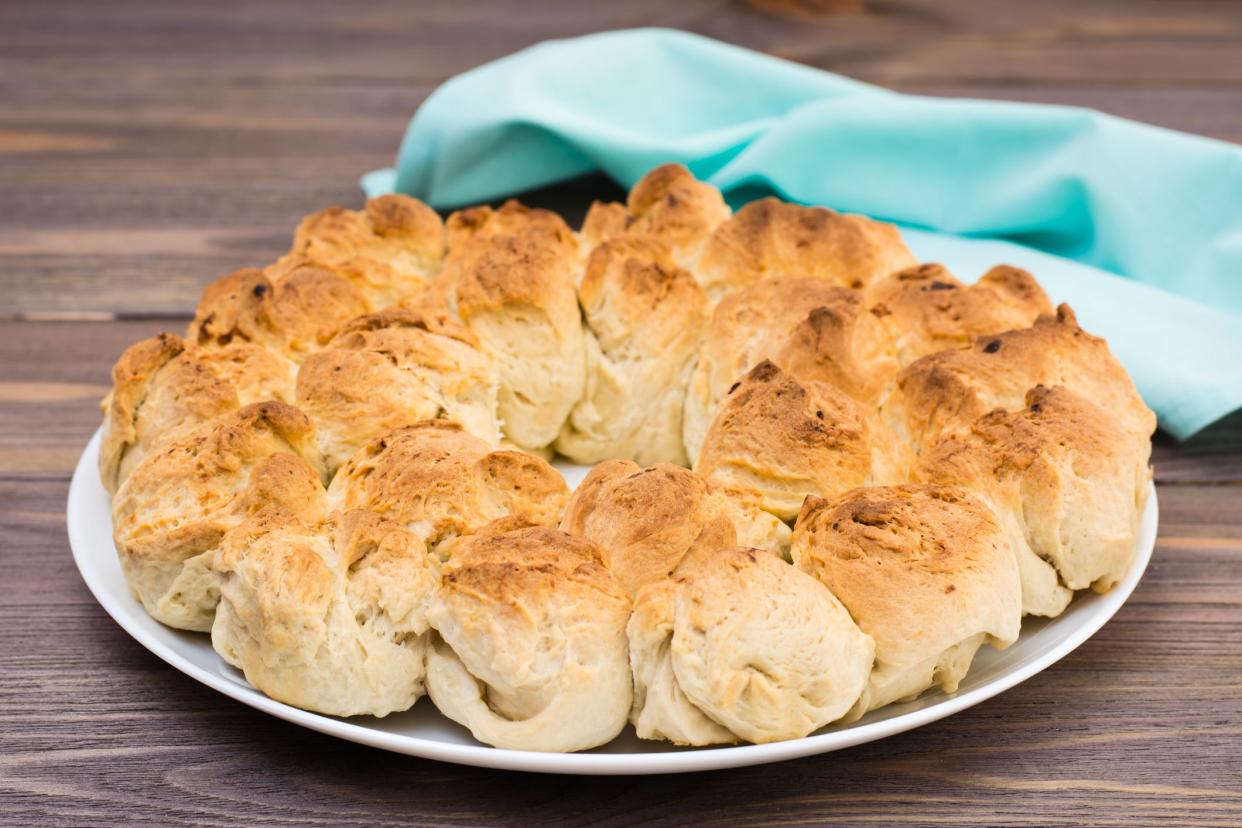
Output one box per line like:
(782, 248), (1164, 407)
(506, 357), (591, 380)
(695, 360), (909, 520)
(99, 333), (295, 494)
(628, 546), (874, 745)
(581, 163), (730, 269)
(212, 508), (435, 717)
(434, 204), (585, 451)
(695, 198), (915, 299)
(111, 402), (327, 631)
(425, 524), (631, 752)
(326, 420), (568, 557)
(792, 485), (1023, 717)
(296, 307), (499, 473)
(683, 277), (898, 462)
(917, 385), (1152, 615)
(884, 304), (1155, 454)
(559, 459), (789, 598)
(266, 194), (445, 309)
(188, 265), (370, 359)
(867, 263), (1053, 365)
(556, 236), (707, 465)
(99, 164), (1154, 750)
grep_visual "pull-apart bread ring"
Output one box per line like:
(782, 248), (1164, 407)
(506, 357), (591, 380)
(580, 163), (731, 269)
(99, 332), (296, 494)
(111, 402), (327, 631)
(98, 164), (1155, 750)
(695, 361), (910, 521)
(885, 304), (1155, 454)
(326, 421), (569, 558)
(425, 525), (632, 752)
(188, 264), (370, 360)
(792, 485), (1022, 718)
(867, 263), (1053, 365)
(266, 194), (446, 309)
(683, 277), (898, 462)
(557, 236), (708, 466)
(434, 205), (585, 452)
(212, 508), (436, 718)
(296, 307), (500, 474)
(628, 546), (874, 746)
(559, 459), (789, 599)
(918, 385), (1152, 617)
(694, 197), (915, 300)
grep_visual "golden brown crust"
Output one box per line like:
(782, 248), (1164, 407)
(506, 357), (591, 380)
(628, 545), (873, 745)
(792, 484), (1022, 713)
(559, 459), (788, 598)
(326, 421), (568, 556)
(445, 199), (578, 260)
(212, 507), (435, 717)
(867, 263), (1053, 364)
(296, 307), (499, 473)
(266, 194), (445, 308)
(918, 385), (1151, 598)
(99, 334), (296, 494)
(111, 402), (327, 631)
(424, 524), (632, 751)
(99, 333), (194, 493)
(558, 236), (708, 465)
(683, 277), (899, 462)
(580, 164), (730, 267)
(187, 265), (370, 359)
(99, 166), (1156, 743)
(436, 212), (586, 450)
(696, 198), (915, 299)
(695, 361), (910, 520)
(885, 304), (1156, 453)
(580, 201), (631, 248)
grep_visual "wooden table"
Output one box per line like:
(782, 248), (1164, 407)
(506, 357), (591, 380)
(3, 2), (1240, 825)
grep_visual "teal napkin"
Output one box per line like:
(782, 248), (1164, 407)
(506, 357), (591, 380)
(363, 28), (1242, 440)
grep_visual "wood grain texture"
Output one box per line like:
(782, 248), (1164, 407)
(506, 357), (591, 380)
(1, 1), (1240, 825)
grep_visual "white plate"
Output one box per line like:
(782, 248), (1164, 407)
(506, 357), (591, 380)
(66, 231), (1160, 775)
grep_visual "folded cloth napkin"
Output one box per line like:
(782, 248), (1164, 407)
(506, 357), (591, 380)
(363, 28), (1242, 439)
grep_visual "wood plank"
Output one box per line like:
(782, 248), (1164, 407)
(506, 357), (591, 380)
(2, 477), (1237, 825)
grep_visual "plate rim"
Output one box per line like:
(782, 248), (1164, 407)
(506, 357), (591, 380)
(67, 426), (1157, 775)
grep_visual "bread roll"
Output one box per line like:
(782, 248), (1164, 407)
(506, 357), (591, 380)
(445, 199), (580, 261)
(296, 307), (500, 474)
(111, 402), (327, 631)
(212, 508), (435, 717)
(695, 198), (914, 300)
(629, 546), (873, 745)
(918, 385), (1151, 616)
(580, 163), (730, 269)
(557, 237), (708, 465)
(792, 485), (1022, 717)
(436, 206), (586, 451)
(867, 263), (1052, 365)
(326, 421), (569, 557)
(683, 277), (898, 462)
(99, 333), (296, 494)
(884, 304), (1156, 454)
(187, 265), (369, 360)
(266, 194), (445, 309)
(559, 459), (789, 598)
(695, 361), (910, 520)
(424, 525), (631, 752)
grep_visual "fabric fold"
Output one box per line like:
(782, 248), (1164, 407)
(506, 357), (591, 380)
(364, 28), (1242, 439)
